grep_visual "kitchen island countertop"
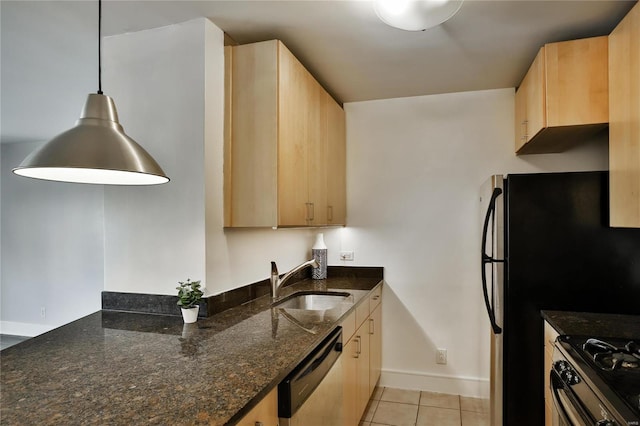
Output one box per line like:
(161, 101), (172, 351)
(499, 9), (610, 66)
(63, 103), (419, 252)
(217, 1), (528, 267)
(0, 274), (383, 425)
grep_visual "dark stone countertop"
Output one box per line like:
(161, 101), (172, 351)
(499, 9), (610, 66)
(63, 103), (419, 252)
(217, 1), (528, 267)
(0, 275), (383, 425)
(542, 310), (640, 339)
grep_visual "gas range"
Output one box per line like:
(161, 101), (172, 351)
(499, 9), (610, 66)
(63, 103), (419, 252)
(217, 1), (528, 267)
(553, 335), (640, 426)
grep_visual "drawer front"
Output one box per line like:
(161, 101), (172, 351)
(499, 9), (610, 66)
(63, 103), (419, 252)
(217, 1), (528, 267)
(369, 285), (382, 311)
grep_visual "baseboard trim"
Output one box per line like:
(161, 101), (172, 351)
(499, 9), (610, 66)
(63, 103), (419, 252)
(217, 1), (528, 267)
(380, 368), (489, 399)
(0, 321), (54, 337)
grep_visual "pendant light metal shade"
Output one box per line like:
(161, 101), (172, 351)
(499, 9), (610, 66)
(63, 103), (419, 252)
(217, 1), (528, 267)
(13, 94), (169, 185)
(13, 0), (169, 186)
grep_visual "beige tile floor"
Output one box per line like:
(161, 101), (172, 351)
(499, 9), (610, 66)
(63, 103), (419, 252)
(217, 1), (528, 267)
(360, 387), (489, 426)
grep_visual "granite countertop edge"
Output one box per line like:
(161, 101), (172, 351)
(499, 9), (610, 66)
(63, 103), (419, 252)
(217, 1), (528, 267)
(541, 310), (640, 339)
(0, 275), (384, 426)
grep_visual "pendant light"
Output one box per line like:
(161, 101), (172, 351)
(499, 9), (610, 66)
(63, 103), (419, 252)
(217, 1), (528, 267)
(374, 0), (464, 32)
(13, 0), (169, 185)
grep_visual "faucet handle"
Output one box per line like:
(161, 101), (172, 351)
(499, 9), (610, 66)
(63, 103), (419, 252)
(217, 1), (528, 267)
(271, 261), (279, 277)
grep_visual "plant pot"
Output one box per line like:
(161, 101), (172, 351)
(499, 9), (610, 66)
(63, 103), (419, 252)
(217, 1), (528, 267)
(181, 306), (199, 323)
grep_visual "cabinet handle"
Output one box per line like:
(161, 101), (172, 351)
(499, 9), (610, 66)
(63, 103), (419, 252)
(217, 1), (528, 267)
(327, 205), (333, 222)
(305, 203), (315, 222)
(369, 318), (374, 335)
(372, 295), (380, 301)
(355, 336), (361, 358)
(521, 120), (528, 142)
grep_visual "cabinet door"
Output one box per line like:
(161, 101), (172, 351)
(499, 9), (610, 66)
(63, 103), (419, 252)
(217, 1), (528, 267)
(278, 43), (311, 226)
(545, 36), (608, 128)
(343, 337), (359, 426)
(543, 322), (559, 426)
(228, 41), (279, 227)
(326, 94), (347, 225)
(609, 2), (640, 228)
(307, 77), (328, 226)
(369, 304), (382, 395)
(355, 323), (371, 420)
(236, 388), (279, 426)
(524, 47), (546, 144)
(514, 83), (528, 152)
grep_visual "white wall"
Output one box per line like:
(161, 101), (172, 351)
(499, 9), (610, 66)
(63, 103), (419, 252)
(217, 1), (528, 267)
(1, 141), (104, 336)
(342, 88), (608, 397)
(102, 20), (209, 294)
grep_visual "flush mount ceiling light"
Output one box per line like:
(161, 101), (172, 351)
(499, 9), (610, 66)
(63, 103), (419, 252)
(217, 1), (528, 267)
(13, 0), (169, 185)
(373, 0), (464, 31)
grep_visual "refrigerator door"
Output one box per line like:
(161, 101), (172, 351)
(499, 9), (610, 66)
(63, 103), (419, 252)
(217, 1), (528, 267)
(480, 175), (504, 426)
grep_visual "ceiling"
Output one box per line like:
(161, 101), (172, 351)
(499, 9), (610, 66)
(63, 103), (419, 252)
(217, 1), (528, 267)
(1, 0), (636, 145)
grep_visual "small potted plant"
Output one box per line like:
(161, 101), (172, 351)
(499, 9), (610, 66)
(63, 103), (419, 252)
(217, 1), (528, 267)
(176, 279), (203, 323)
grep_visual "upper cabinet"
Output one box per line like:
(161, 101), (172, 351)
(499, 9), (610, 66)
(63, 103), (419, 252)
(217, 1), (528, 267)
(326, 93), (347, 225)
(515, 36), (609, 154)
(224, 40), (346, 228)
(609, 2), (640, 228)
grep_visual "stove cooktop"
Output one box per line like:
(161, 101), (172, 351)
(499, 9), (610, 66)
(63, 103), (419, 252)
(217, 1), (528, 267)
(565, 336), (640, 419)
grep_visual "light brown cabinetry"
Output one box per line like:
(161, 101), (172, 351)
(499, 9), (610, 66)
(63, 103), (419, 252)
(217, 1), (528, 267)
(342, 285), (383, 426)
(354, 321), (371, 419)
(369, 304), (382, 395)
(342, 311), (359, 426)
(515, 36), (609, 154)
(609, 2), (640, 228)
(326, 93), (347, 225)
(225, 39), (346, 228)
(236, 387), (279, 426)
(543, 321), (559, 426)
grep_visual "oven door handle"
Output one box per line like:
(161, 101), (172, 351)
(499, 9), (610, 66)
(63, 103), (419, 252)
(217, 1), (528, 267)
(550, 370), (592, 426)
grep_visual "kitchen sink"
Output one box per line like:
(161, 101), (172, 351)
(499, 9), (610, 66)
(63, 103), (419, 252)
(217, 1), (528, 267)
(273, 291), (352, 311)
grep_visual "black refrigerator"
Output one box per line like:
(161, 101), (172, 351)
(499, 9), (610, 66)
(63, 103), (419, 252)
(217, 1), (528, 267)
(480, 171), (640, 426)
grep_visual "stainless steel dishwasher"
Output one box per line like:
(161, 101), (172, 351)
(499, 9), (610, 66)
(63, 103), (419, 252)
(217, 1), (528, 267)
(278, 327), (343, 426)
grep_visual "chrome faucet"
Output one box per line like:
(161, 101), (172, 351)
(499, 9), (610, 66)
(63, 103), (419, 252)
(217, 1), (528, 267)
(270, 259), (319, 300)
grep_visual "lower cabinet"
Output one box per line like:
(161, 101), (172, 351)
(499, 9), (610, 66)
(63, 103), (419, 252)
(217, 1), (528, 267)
(369, 303), (382, 395)
(342, 285), (383, 426)
(354, 321), (371, 418)
(543, 321), (559, 426)
(238, 286), (383, 426)
(343, 336), (359, 426)
(236, 387), (278, 426)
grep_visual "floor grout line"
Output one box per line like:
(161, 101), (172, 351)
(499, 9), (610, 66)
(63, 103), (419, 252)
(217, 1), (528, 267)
(361, 388), (488, 426)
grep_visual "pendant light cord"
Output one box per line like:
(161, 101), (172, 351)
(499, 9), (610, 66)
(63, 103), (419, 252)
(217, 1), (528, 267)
(98, 0), (103, 95)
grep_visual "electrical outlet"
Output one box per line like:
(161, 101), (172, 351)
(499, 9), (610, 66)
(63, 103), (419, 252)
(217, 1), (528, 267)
(436, 348), (447, 365)
(340, 251), (354, 261)
(40, 307), (46, 319)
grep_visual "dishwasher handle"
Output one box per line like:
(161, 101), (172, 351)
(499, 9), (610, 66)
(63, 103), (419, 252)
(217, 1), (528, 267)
(278, 327), (343, 419)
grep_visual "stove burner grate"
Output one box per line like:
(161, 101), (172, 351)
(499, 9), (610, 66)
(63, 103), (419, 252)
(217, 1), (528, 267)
(583, 338), (640, 371)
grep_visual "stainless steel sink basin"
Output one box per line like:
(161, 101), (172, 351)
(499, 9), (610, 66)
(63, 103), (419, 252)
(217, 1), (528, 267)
(273, 291), (352, 311)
